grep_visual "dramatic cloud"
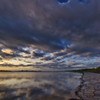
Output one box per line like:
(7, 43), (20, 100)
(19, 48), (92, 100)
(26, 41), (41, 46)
(0, 0), (100, 70)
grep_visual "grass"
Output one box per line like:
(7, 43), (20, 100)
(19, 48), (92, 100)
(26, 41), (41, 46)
(71, 66), (100, 73)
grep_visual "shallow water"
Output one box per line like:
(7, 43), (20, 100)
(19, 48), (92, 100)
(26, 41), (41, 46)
(0, 72), (82, 100)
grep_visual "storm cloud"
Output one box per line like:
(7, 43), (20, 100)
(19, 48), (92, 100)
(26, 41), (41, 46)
(0, 0), (100, 70)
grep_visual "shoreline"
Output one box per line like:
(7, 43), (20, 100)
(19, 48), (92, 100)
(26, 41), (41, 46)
(0, 66), (100, 73)
(75, 72), (100, 99)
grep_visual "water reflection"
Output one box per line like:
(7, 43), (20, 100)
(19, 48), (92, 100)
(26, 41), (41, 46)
(0, 72), (82, 100)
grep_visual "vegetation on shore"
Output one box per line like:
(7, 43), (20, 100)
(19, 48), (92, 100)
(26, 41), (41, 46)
(71, 66), (100, 73)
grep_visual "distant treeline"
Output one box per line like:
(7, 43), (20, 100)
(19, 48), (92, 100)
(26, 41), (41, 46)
(0, 70), (67, 72)
(0, 70), (42, 72)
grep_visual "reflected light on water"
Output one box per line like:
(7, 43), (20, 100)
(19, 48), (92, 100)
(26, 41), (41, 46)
(0, 72), (82, 100)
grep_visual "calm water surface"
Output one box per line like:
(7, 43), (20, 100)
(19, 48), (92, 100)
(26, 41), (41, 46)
(0, 72), (82, 100)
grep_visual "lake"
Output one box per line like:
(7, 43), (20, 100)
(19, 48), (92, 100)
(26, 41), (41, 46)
(0, 72), (82, 100)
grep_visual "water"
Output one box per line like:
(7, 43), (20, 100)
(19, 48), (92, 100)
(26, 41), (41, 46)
(0, 72), (82, 100)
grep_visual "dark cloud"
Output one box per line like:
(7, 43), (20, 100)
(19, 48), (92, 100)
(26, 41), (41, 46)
(58, 0), (69, 3)
(40, 56), (55, 61)
(0, 0), (99, 52)
(32, 51), (45, 57)
(17, 48), (30, 54)
(0, 0), (100, 69)
(0, 0), (67, 51)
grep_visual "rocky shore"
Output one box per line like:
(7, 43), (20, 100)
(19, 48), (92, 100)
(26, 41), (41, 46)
(75, 72), (100, 100)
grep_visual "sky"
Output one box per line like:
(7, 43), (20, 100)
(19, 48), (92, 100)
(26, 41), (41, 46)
(0, 0), (100, 71)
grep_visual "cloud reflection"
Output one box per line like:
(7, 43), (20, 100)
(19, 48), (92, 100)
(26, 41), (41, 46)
(0, 72), (81, 100)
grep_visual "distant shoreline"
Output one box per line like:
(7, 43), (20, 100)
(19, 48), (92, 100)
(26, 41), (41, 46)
(0, 70), (70, 72)
(0, 67), (100, 73)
